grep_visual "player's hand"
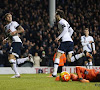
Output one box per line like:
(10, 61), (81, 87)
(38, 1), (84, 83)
(89, 41), (93, 44)
(55, 37), (60, 42)
(3, 39), (7, 44)
(80, 79), (90, 83)
(10, 31), (17, 36)
(93, 50), (96, 54)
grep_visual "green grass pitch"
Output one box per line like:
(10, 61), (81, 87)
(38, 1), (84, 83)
(0, 74), (100, 90)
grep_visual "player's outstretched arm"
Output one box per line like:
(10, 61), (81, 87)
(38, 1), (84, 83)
(76, 66), (89, 83)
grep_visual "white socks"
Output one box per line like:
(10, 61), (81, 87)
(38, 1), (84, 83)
(9, 59), (20, 75)
(52, 58), (60, 76)
(17, 57), (29, 65)
(85, 62), (93, 69)
(71, 53), (84, 62)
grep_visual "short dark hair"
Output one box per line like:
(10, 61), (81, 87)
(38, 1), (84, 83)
(56, 9), (65, 18)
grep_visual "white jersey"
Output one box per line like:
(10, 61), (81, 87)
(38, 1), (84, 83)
(81, 35), (95, 52)
(4, 21), (22, 43)
(58, 18), (73, 42)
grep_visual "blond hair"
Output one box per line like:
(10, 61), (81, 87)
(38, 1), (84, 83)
(84, 28), (89, 31)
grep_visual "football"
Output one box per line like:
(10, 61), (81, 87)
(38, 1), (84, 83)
(60, 71), (70, 82)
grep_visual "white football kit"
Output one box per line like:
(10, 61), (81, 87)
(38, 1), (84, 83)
(58, 18), (73, 42)
(4, 21), (22, 43)
(81, 35), (95, 53)
(5, 21), (22, 57)
(57, 18), (74, 54)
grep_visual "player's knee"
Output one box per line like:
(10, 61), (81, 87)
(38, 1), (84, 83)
(67, 58), (71, 62)
(67, 53), (72, 62)
(67, 55), (71, 62)
(8, 54), (16, 60)
(9, 59), (16, 64)
(56, 52), (62, 58)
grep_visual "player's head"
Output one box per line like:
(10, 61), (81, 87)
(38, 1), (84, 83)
(84, 28), (89, 36)
(96, 73), (100, 82)
(55, 9), (65, 21)
(4, 13), (12, 23)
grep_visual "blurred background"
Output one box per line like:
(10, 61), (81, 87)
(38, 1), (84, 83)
(0, 0), (100, 67)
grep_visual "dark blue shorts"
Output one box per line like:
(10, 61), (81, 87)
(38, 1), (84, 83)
(58, 41), (74, 54)
(10, 42), (22, 57)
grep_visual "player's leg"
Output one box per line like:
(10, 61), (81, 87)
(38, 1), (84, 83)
(52, 42), (66, 77)
(84, 61), (89, 69)
(68, 53), (83, 62)
(17, 57), (29, 64)
(88, 59), (93, 69)
(68, 51), (93, 62)
(66, 41), (90, 62)
(8, 54), (20, 78)
(66, 41), (74, 62)
(52, 52), (62, 77)
(84, 52), (93, 69)
(9, 42), (22, 78)
(17, 54), (34, 65)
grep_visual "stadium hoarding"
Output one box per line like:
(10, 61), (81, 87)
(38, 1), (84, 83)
(0, 66), (100, 74)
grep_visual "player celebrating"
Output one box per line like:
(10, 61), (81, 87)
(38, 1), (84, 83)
(81, 28), (96, 69)
(3, 13), (33, 78)
(50, 9), (93, 77)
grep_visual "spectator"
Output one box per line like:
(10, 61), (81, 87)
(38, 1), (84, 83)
(0, 0), (99, 66)
(33, 52), (42, 67)
(40, 51), (48, 66)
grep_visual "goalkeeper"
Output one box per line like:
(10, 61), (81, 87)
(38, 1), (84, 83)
(56, 66), (100, 82)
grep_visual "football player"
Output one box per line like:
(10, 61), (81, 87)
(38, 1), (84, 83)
(3, 13), (33, 78)
(81, 28), (96, 69)
(51, 9), (93, 77)
(55, 66), (100, 82)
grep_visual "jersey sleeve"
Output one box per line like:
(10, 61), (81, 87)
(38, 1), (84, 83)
(68, 27), (74, 36)
(13, 21), (19, 29)
(58, 26), (68, 39)
(76, 66), (87, 80)
(91, 37), (95, 51)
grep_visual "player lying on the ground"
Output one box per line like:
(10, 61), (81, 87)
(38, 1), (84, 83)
(55, 66), (100, 82)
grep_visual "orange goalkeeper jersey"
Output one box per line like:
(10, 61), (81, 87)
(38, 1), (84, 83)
(76, 66), (100, 81)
